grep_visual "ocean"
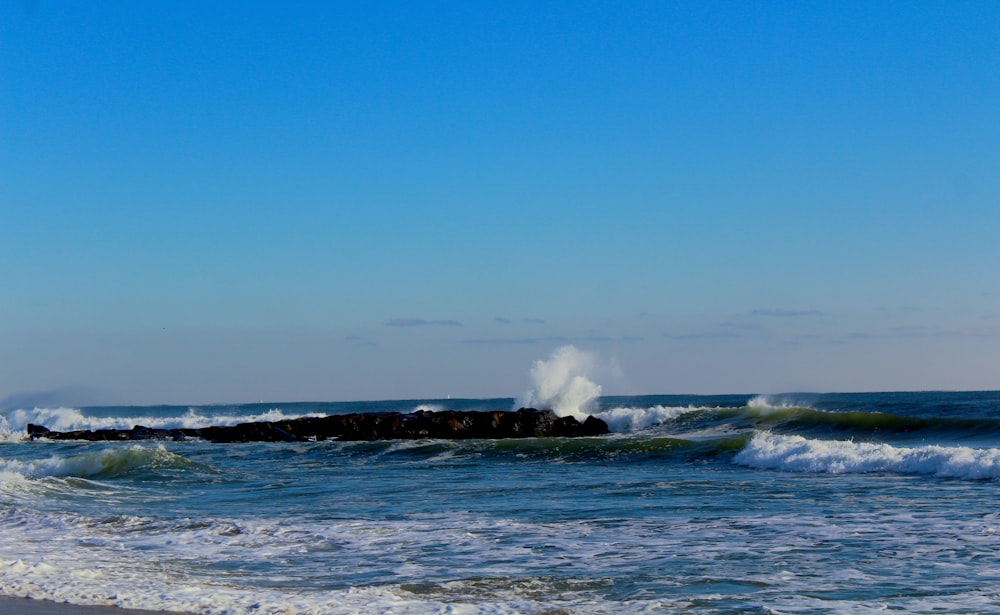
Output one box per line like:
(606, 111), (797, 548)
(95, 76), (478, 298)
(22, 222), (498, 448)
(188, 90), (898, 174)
(2, 390), (1000, 614)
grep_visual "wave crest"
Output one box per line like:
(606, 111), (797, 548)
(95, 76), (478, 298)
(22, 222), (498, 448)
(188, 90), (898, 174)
(735, 432), (1000, 480)
(746, 395), (807, 414)
(594, 406), (701, 433)
(0, 445), (189, 481)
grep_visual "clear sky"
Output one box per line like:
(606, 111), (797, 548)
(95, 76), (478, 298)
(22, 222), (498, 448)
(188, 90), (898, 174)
(2, 1), (998, 406)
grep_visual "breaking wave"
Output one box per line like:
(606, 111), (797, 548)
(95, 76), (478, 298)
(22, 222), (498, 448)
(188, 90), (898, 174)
(0, 446), (194, 482)
(517, 345), (602, 421)
(735, 432), (1000, 480)
(0, 406), (328, 441)
(593, 405), (702, 432)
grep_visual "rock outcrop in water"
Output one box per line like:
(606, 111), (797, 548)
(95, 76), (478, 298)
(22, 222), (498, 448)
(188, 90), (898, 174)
(25, 408), (609, 442)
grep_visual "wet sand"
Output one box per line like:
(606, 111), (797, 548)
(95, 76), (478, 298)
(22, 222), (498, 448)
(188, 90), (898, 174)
(0, 597), (190, 615)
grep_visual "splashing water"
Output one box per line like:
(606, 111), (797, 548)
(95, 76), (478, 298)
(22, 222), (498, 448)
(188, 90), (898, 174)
(517, 346), (602, 421)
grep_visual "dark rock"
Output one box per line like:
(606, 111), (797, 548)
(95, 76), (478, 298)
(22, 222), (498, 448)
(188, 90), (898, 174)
(26, 424), (50, 438)
(25, 408), (609, 442)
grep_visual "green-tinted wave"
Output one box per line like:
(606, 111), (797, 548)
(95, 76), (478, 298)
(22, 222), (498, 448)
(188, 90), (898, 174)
(742, 406), (1000, 441)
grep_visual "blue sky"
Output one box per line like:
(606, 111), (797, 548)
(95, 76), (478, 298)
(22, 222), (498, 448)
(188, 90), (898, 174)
(2, 1), (998, 405)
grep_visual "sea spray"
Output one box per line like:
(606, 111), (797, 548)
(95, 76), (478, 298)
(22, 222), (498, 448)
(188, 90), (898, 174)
(517, 345), (602, 421)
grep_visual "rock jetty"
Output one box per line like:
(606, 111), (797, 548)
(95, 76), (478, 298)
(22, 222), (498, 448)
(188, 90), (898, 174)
(26, 408), (609, 442)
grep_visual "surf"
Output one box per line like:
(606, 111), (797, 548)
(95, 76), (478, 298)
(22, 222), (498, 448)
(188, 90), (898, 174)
(0, 445), (194, 482)
(735, 432), (1000, 480)
(0, 406), (331, 441)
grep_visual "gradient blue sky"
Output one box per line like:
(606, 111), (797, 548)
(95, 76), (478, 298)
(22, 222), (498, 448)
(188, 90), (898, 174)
(2, 1), (998, 405)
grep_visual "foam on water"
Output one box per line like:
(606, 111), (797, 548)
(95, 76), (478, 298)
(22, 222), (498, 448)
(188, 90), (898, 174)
(594, 405), (701, 432)
(0, 508), (661, 613)
(0, 407), (88, 441)
(0, 407), (328, 440)
(3, 391), (1000, 613)
(2, 502), (999, 614)
(735, 432), (1000, 479)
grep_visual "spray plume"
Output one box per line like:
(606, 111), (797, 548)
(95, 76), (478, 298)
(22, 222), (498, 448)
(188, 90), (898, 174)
(517, 345), (602, 421)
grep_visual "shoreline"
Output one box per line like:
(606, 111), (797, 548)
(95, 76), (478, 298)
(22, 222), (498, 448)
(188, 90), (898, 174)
(0, 597), (191, 615)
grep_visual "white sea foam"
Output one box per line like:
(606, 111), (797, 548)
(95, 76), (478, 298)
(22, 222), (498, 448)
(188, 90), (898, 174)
(0, 407), (89, 441)
(2, 504), (999, 614)
(0, 407), (328, 440)
(517, 345), (602, 421)
(735, 432), (1000, 480)
(594, 405), (701, 433)
(0, 509), (665, 614)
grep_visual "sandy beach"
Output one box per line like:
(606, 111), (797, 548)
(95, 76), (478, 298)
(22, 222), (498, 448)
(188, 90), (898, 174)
(0, 597), (190, 615)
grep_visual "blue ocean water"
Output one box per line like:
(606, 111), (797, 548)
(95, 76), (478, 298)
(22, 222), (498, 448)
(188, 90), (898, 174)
(2, 391), (1000, 614)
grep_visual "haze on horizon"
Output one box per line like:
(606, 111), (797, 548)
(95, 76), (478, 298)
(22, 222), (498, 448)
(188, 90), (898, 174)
(2, 2), (998, 407)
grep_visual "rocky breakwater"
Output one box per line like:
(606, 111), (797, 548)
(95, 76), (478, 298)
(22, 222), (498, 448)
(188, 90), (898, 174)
(25, 408), (609, 442)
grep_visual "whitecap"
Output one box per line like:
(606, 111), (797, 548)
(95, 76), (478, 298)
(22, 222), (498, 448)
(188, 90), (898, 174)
(735, 432), (1000, 480)
(0, 406), (330, 440)
(593, 405), (701, 433)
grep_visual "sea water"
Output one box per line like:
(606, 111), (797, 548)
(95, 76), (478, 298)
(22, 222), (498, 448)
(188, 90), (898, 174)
(2, 390), (1000, 614)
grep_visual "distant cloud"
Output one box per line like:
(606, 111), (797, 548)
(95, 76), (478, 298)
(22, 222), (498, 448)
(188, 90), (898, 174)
(751, 308), (824, 318)
(495, 317), (512, 325)
(385, 318), (462, 327)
